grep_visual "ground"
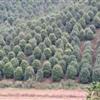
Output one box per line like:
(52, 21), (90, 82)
(0, 88), (87, 100)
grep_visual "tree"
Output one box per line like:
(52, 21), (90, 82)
(66, 64), (77, 79)
(44, 37), (51, 47)
(52, 64), (63, 81)
(93, 14), (100, 28)
(20, 60), (29, 72)
(0, 61), (4, 76)
(29, 38), (37, 49)
(33, 46), (41, 59)
(85, 28), (94, 40)
(14, 67), (23, 80)
(19, 39), (26, 51)
(8, 51), (15, 60)
(17, 51), (25, 62)
(49, 33), (57, 44)
(59, 60), (66, 74)
(13, 45), (21, 55)
(44, 48), (52, 59)
(24, 43), (32, 56)
(36, 69), (43, 82)
(35, 34), (42, 45)
(24, 66), (34, 80)
(0, 50), (4, 60)
(11, 58), (19, 68)
(92, 68), (100, 82)
(32, 59), (41, 73)
(79, 68), (91, 84)
(4, 62), (14, 78)
(49, 57), (58, 67)
(43, 61), (52, 78)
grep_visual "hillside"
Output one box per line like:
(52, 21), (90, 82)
(0, 0), (100, 87)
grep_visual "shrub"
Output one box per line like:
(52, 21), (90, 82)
(41, 29), (48, 40)
(44, 37), (51, 47)
(0, 61), (4, 75)
(44, 48), (52, 59)
(84, 14), (91, 24)
(89, 25), (96, 33)
(3, 45), (11, 55)
(50, 45), (56, 56)
(29, 38), (37, 49)
(92, 68), (100, 82)
(0, 50), (4, 60)
(79, 68), (91, 84)
(11, 58), (19, 68)
(19, 39), (26, 51)
(49, 56), (58, 67)
(35, 34), (42, 44)
(49, 33), (57, 44)
(17, 51), (25, 62)
(13, 45), (21, 55)
(46, 25), (53, 35)
(25, 33), (32, 42)
(59, 60), (66, 74)
(14, 36), (20, 45)
(43, 61), (52, 78)
(24, 43), (32, 56)
(55, 39), (64, 49)
(32, 59), (41, 73)
(36, 69), (43, 82)
(79, 17), (86, 28)
(14, 67), (23, 80)
(85, 28), (94, 40)
(4, 62), (14, 78)
(52, 64), (63, 81)
(2, 57), (9, 64)
(38, 42), (46, 52)
(66, 65), (77, 79)
(28, 55), (35, 65)
(8, 51), (15, 60)
(33, 46), (42, 59)
(24, 66), (34, 80)
(93, 15), (100, 28)
(20, 60), (29, 72)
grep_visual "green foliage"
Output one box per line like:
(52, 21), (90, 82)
(20, 60), (29, 72)
(93, 13), (100, 28)
(43, 61), (52, 78)
(66, 64), (77, 79)
(92, 68), (100, 82)
(24, 44), (32, 56)
(32, 59), (41, 73)
(8, 51), (15, 60)
(44, 48), (52, 59)
(0, 50), (4, 60)
(14, 67), (23, 80)
(52, 64), (63, 81)
(24, 66), (34, 80)
(11, 58), (19, 68)
(36, 69), (43, 82)
(79, 68), (91, 84)
(4, 62), (14, 78)
(13, 45), (21, 55)
(49, 57), (58, 67)
(33, 46), (41, 59)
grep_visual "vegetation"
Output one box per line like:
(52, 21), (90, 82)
(0, 0), (100, 85)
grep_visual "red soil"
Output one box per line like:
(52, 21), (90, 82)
(0, 88), (87, 100)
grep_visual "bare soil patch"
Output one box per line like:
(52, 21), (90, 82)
(0, 88), (87, 100)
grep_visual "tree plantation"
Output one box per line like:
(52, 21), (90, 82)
(0, 0), (100, 85)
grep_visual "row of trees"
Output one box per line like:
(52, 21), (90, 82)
(0, 0), (99, 83)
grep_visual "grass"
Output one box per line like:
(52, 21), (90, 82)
(0, 79), (90, 90)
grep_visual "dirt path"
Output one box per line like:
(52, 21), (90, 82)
(0, 88), (87, 100)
